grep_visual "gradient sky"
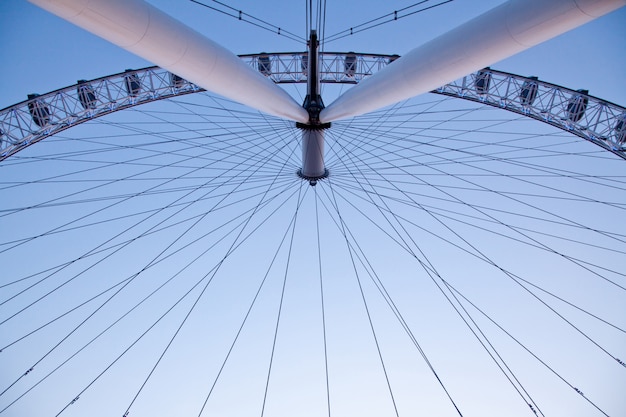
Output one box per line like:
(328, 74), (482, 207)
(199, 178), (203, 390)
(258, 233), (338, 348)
(1, 1), (625, 417)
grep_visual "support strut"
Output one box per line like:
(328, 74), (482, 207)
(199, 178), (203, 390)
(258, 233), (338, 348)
(297, 30), (330, 185)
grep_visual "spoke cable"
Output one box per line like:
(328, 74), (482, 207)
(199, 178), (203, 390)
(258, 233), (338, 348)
(190, 0), (305, 43)
(324, 0), (454, 43)
(327, 122), (543, 414)
(260, 184), (306, 417)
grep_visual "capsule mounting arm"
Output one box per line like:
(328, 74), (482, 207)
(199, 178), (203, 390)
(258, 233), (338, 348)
(28, 0), (309, 122)
(320, 0), (626, 122)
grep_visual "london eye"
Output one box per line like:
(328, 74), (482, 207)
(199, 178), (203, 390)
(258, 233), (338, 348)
(1, 1), (625, 416)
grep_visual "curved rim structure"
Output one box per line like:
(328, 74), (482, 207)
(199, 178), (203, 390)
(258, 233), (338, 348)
(1, 53), (624, 163)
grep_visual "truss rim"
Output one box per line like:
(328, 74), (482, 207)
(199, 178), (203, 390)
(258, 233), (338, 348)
(1, 53), (624, 161)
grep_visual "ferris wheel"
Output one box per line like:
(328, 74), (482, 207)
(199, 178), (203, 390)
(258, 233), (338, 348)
(1, 1), (625, 416)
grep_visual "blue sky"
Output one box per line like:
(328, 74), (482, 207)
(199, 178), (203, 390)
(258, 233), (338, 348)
(1, 1), (625, 417)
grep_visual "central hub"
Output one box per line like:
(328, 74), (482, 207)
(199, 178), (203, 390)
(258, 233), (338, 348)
(296, 122), (330, 186)
(297, 166), (329, 186)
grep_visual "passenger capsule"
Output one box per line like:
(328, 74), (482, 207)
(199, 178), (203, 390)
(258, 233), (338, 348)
(27, 94), (51, 127)
(614, 113), (626, 148)
(474, 68), (491, 95)
(124, 70), (142, 97)
(566, 89), (589, 122)
(258, 54), (271, 76)
(170, 73), (185, 89)
(301, 53), (308, 75)
(344, 53), (357, 77)
(77, 80), (97, 110)
(519, 76), (539, 106)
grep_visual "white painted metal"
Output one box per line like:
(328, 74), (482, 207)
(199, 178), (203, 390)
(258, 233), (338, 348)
(28, 0), (309, 123)
(301, 130), (326, 179)
(320, 0), (626, 123)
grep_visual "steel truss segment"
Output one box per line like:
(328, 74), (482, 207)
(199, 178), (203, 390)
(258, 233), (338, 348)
(1, 53), (624, 161)
(0, 67), (201, 161)
(436, 68), (626, 158)
(238, 52), (399, 84)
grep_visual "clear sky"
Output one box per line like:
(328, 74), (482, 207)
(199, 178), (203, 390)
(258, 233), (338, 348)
(1, 1), (625, 417)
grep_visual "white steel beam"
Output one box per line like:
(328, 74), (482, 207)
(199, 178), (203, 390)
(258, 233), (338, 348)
(320, 0), (626, 123)
(29, 0), (309, 123)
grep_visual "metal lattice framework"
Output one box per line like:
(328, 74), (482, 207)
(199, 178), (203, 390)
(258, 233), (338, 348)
(1, 52), (624, 161)
(239, 51), (399, 84)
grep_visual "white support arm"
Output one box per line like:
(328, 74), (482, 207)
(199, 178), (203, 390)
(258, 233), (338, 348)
(320, 0), (626, 123)
(29, 0), (309, 123)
